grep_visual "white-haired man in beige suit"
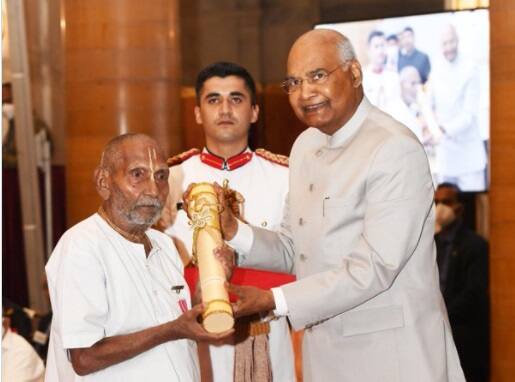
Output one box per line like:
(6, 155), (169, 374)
(202, 29), (466, 381)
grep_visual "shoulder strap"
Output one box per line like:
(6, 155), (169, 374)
(166, 148), (200, 167)
(255, 148), (289, 167)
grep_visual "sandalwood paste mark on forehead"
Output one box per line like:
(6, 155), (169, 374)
(147, 147), (158, 181)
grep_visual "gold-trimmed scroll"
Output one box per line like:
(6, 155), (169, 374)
(187, 182), (234, 333)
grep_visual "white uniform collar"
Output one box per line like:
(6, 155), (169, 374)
(326, 96), (372, 148)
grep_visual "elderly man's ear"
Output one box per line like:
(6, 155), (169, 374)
(350, 61), (362, 87)
(94, 167), (111, 201)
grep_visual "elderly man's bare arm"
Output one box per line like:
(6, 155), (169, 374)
(69, 304), (233, 376)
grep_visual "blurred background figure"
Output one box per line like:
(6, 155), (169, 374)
(388, 65), (425, 141)
(385, 33), (399, 71)
(434, 183), (489, 382)
(2, 82), (17, 166)
(429, 24), (487, 191)
(398, 26), (431, 84)
(2, 307), (45, 382)
(362, 30), (402, 111)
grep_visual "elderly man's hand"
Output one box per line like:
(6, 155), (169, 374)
(171, 304), (234, 343)
(228, 284), (275, 318)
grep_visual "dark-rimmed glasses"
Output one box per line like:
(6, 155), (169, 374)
(280, 63), (347, 94)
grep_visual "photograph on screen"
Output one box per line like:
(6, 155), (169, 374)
(317, 9), (489, 192)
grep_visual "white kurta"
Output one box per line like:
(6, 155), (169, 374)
(45, 214), (199, 382)
(230, 98), (465, 382)
(165, 148), (296, 382)
(430, 55), (486, 182)
(2, 328), (45, 382)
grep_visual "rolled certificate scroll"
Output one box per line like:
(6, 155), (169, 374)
(188, 182), (234, 333)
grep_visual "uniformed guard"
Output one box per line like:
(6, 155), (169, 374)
(159, 62), (295, 382)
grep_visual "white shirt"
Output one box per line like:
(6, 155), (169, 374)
(45, 214), (199, 382)
(2, 328), (45, 382)
(165, 148), (295, 382)
(362, 66), (402, 113)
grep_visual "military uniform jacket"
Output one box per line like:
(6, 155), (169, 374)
(165, 147), (289, 253)
(164, 147), (295, 382)
(237, 98), (465, 382)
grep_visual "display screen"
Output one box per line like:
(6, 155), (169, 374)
(316, 9), (489, 191)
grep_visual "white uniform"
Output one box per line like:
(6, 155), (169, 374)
(45, 214), (200, 382)
(165, 148), (296, 382)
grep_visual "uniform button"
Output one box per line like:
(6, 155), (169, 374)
(261, 221), (268, 228)
(309, 184), (314, 192)
(315, 149), (323, 157)
(298, 217), (304, 226)
(299, 253), (306, 261)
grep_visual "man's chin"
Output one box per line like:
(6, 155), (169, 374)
(128, 209), (162, 227)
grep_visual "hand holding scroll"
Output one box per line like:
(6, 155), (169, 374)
(183, 181), (243, 241)
(228, 284), (276, 318)
(172, 304), (234, 343)
(213, 244), (235, 280)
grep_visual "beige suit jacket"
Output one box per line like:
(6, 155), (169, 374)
(237, 98), (465, 381)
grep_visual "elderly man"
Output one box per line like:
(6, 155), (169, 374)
(210, 29), (465, 381)
(45, 133), (231, 381)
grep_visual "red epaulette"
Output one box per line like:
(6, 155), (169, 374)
(255, 148), (289, 167)
(166, 148), (200, 167)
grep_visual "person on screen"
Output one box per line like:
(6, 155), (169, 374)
(429, 24), (487, 191)
(398, 26), (431, 84)
(386, 65), (438, 177)
(385, 33), (400, 71)
(362, 30), (402, 112)
(202, 28), (465, 382)
(387, 65), (425, 141)
(434, 183), (489, 382)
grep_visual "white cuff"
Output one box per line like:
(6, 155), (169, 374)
(271, 287), (288, 316)
(226, 219), (254, 256)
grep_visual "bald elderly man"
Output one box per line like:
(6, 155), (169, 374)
(214, 29), (465, 381)
(45, 133), (232, 381)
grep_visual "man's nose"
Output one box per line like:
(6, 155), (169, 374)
(219, 99), (232, 115)
(145, 176), (159, 196)
(299, 80), (316, 100)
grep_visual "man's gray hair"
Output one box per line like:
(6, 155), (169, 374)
(337, 38), (356, 63)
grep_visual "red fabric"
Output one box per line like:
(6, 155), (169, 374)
(184, 266), (295, 301)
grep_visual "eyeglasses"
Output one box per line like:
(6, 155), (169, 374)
(281, 63), (347, 94)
